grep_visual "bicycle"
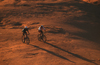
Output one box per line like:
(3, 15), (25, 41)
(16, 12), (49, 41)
(22, 34), (30, 44)
(37, 33), (47, 43)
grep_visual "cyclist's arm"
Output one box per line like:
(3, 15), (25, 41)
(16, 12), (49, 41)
(26, 30), (29, 34)
(27, 29), (30, 34)
(43, 27), (45, 30)
(43, 27), (46, 32)
(22, 29), (24, 34)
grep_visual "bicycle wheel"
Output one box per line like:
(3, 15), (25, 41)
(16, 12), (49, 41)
(42, 35), (47, 42)
(37, 34), (42, 41)
(25, 37), (30, 44)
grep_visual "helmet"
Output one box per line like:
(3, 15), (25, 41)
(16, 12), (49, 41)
(25, 26), (28, 28)
(41, 25), (43, 27)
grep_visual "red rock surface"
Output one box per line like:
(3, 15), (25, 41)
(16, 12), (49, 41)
(0, 0), (100, 65)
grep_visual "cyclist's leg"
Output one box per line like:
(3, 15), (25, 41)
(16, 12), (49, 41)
(41, 30), (43, 37)
(23, 33), (25, 42)
(26, 32), (27, 38)
(23, 32), (24, 38)
(38, 30), (41, 36)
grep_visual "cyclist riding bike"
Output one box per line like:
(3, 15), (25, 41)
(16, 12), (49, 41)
(22, 26), (29, 42)
(38, 25), (46, 37)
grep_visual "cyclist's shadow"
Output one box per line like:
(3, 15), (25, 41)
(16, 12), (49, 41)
(29, 44), (75, 63)
(45, 42), (98, 65)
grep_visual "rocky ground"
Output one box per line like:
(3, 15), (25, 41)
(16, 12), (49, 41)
(0, 0), (100, 65)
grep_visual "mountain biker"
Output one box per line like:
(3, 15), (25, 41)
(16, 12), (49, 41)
(38, 25), (46, 36)
(22, 26), (29, 42)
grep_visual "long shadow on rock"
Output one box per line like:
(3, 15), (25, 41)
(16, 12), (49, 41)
(10, 27), (23, 29)
(0, 17), (3, 22)
(56, 1), (100, 43)
(37, 1), (100, 18)
(65, 20), (100, 43)
(46, 27), (66, 34)
(13, 22), (22, 26)
(45, 42), (98, 65)
(29, 44), (75, 63)
(31, 22), (39, 25)
(0, 17), (5, 27)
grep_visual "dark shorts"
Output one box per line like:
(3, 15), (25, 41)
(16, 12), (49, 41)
(23, 32), (27, 35)
(38, 30), (43, 34)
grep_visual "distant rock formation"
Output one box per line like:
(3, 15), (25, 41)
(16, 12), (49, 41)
(83, 0), (100, 5)
(0, 0), (100, 6)
(0, 0), (4, 2)
(0, 0), (21, 6)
